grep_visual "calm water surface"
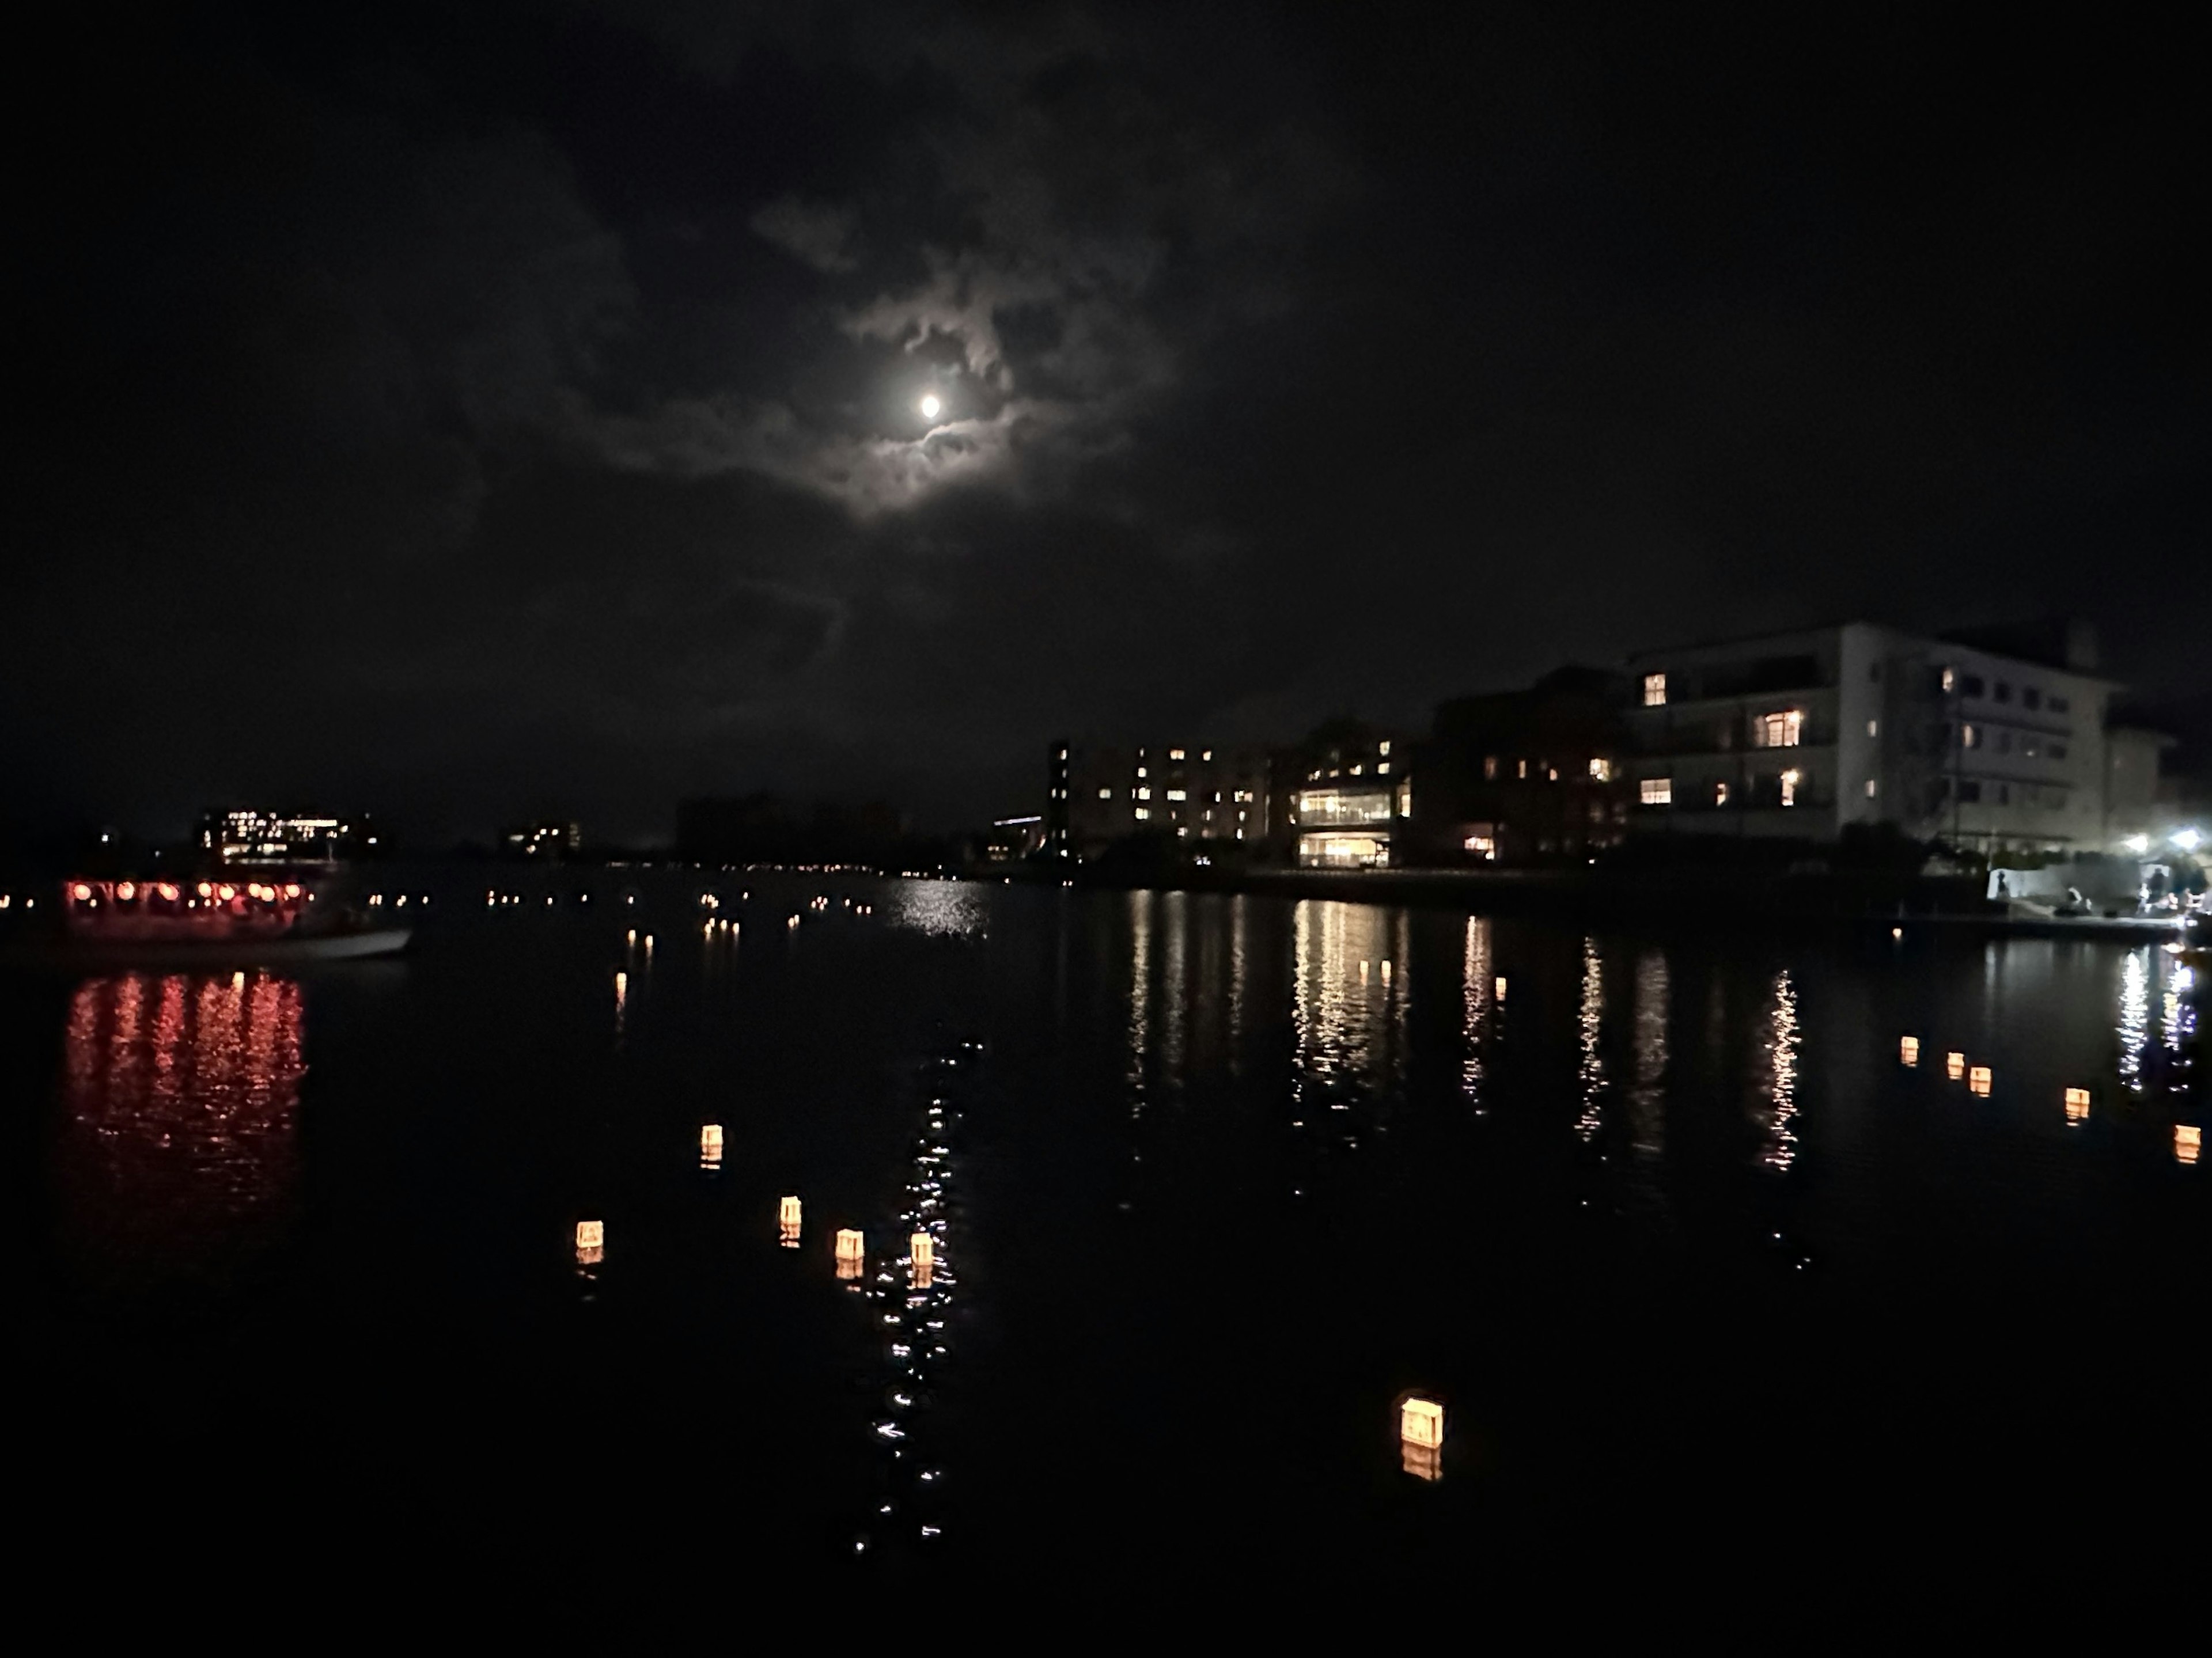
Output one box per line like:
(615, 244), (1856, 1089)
(12, 873), (2203, 1580)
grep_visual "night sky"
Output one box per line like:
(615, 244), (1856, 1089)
(17, 4), (2205, 843)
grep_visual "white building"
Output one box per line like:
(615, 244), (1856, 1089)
(1624, 622), (2124, 855)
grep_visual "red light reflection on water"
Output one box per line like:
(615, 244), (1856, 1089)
(57, 973), (305, 1289)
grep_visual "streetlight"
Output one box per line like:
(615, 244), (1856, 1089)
(2173, 828), (2203, 852)
(2123, 833), (2150, 854)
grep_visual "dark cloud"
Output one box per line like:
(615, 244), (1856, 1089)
(10, 3), (2204, 842)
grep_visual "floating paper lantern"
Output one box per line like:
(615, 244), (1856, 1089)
(910, 1231), (934, 1268)
(1380, 959), (1392, 983)
(1494, 975), (1508, 1002)
(2179, 1125), (2202, 1166)
(1969, 1065), (1992, 1097)
(1946, 1051), (1965, 1081)
(835, 1228), (865, 1280)
(2064, 1088), (2090, 1123)
(1900, 1035), (1919, 1066)
(1358, 959), (1369, 981)
(780, 1196), (802, 1246)
(700, 1124), (723, 1168)
(575, 1219), (604, 1266)
(1400, 1396), (1444, 1450)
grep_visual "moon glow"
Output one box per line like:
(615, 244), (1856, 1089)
(919, 394), (942, 420)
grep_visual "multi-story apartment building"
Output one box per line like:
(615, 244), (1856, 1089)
(198, 809), (377, 863)
(1279, 723), (1412, 867)
(1045, 741), (1270, 858)
(1623, 621), (2122, 853)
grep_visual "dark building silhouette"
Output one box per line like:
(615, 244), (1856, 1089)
(1412, 666), (1630, 864)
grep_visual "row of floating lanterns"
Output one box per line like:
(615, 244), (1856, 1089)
(1899, 1034), (2199, 1159)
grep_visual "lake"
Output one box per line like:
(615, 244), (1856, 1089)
(12, 871), (2202, 1583)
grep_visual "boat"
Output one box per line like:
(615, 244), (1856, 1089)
(1, 876), (411, 969)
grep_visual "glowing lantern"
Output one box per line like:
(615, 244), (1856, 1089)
(2179, 1126), (2202, 1166)
(283, 883), (301, 900)
(780, 1196), (802, 1247)
(1400, 1396), (1444, 1469)
(1969, 1065), (1992, 1097)
(1945, 1051), (1965, 1081)
(1494, 975), (1508, 1002)
(158, 883), (178, 901)
(2064, 1088), (2090, 1123)
(70, 883), (92, 902)
(196, 882), (212, 898)
(1359, 959), (1369, 981)
(218, 885), (236, 902)
(700, 1124), (724, 1168)
(116, 882), (136, 901)
(1900, 1036), (1919, 1066)
(835, 1229), (865, 1280)
(1380, 959), (1393, 983)
(575, 1219), (604, 1266)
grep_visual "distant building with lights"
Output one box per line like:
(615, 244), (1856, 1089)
(198, 809), (376, 864)
(1046, 741), (1271, 858)
(1414, 667), (1631, 863)
(1279, 722), (1413, 868)
(982, 815), (1047, 862)
(1622, 620), (2134, 855)
(501, 821), (581, 859)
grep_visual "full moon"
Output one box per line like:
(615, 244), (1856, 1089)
(919, 394), (942, 420)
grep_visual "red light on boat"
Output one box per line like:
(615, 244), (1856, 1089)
(71, 883), (92, 902)
(116, 882), (137, 901)
(196, 882), (213, 898)
(158, 883), (179, 901)
(283, 883), (301, 900)
(218, 885), (236, 901)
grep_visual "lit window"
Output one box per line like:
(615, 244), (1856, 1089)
(1865, 779), (1878, 798)
(1136, 767), (1147, 778)
(1201, 749), (1213, 761)
(1643, 673), (1667, 707)
(1867, 719), (1878, 738)
(1378, 761), (1390, 774)
(1058, 748), (1068, 760)
(1758, 710), (1804, 748)
(1237, 810), (1247, 821)
(1350, 764), (1363, 775)
(1137, 788), (1152, 800)
(1233, 790), (1253, 803)
(1176, 827), (1188, 837)
(1941, 667), (1956, 692)
(1781, 768), (1801, 807)
(1166, 789), (1187, 801)
(1547, 767), (1559, 782)
(1463, 835), (1497, 859)
(1588, 758), (1611, 781)
(1483, 756), (1498, 780)
(1135, 808), (1151, 821)
(1641, 778), (1672, 805)
(1378, 741), (1391, 757)
(1097, 788), (1111, 800)
(1961, 724), (1979, 749)
(1517, 760), (1529, 779)
(1169, 749), (1185, 761)
(1715, 781), (1729, 806)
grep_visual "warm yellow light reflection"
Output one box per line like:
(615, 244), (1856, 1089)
(910, 1230), (935, 1288)
(700, 1124), (723, 1168)
(575, 1219), (604, 1265)
(1494, 975), (1508, 1003)
(1900, 1035), (1919, 1066)
(2064, 1087), (2090, 1124)
(1946, 1050), (1965, 1081)
(1969, 1065), (1992, 1097)
(1402, 1442), (1442, 1482)
(2179, 1125), (2202, 1166)
(835, 1228), (865, 1280)
(779, 1194), (802, 1247)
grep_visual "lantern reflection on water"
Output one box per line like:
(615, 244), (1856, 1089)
(2065, 1087), (2090, 1124)
(779, 1195), (802, 1246)
(1900, 1035), (1919, 1066)
(575, 1219), (604, 1266)
(700, 1124), (723, 1169)
(835, 1228), (865, 1281)
(1969, 1065), (1992, 1097)
(1946, 1050), (1966, 1081)
(1494, 975), (1508, 1003)
(910, 1230), (935, 1288)
(2179, 1125), (2202, 1166)
(1402, 1442), (1441, 1481)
